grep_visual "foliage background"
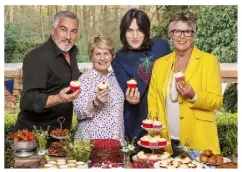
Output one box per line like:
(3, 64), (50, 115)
(4, 5), (237, 63)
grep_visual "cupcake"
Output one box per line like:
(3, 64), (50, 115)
(137, 153), (147, 162)
(174, 71), (186, 87)
(142, 119), (153, 128)
(127, 78), (137, 88)
(59, 165), (68, 169)
(67, 160), (77, 164)
(159, 152), (170, 160)
(70, 80), (80, 92)
(153, 119), (162, 128)
(157, 138), (167, 146)
(140, 135), (150, 146)
(47, 161), (57, 165)
(148, 154), (159, 163)
(67, 163), (77, 168)
(98, 81), (109, 91)
(57, 161), (66, 166)
(174, 71), (185, 82)
(44, 164), (55, 168)
(149, 137), (158, 146)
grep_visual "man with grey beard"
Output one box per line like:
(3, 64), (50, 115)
(14, 11), (81, 132)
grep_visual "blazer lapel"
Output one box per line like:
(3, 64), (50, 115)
(161, 52), (175, 97)
(185, 46), (202, 82)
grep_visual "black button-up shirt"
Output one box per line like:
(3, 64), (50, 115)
(14, 37), (81, 131)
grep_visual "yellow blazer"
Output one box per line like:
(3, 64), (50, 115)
(148, 46), (222, 154)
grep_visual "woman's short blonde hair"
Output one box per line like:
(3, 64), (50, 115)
(88, 35), (115, 60)
(168, 10), (197, 34)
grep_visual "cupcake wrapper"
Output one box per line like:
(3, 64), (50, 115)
(175, 76), (184, 82)
(70, 85), (80, 92)
(153, 125), (162, 129)
(158, 141), (167, 146)
(142, 123), (153, 128)
(140, 140), (149, 146)
(149, 142), (158, 146)
(127, 83), (137, 88)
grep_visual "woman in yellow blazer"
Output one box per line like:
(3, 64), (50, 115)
(148, 10), (222, 156)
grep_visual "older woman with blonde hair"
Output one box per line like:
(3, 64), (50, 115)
(73, 35), (125, 143)
(148, 10), (222, 156)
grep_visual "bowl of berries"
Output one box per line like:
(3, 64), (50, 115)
(8, 130), (37, 152)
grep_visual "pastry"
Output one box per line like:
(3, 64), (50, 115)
(127, 78), (137, 88)
(200, 155), (208, 163)
(70, 80), (80, 92)
(142, 119), (153, 128)
(208, 157), (217, 164)
(203, 149), (212, 157)
(98, 81), (109, 90)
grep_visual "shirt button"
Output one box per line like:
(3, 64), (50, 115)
(180, 116), (184, 119)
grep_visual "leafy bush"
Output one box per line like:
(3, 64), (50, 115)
(223, 83), (237, 113)
(4, 21), (40, 63)
(216, 112), (237, 157)
(152, 5), (237, 63)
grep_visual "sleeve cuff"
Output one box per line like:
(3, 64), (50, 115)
(188, 94), (197, 103)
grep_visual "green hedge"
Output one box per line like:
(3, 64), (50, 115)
(4, 112), (237, 168)
(216, 112), (237, 157)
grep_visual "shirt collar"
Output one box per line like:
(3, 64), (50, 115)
(89, 67), (115, 78)
(47, 36), (78, 58)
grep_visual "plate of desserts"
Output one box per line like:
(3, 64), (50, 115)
(154, 157), (207, 169)
(132, 151), (171, 163)
(138, 135), (169, 149)
(196, 149), (231, 166)
(141, 118), (165, 131)
(50, 128), (69, 139)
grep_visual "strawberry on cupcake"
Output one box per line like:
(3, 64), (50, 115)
(70, 80), (80, 92)
(127, 78), (137, 89)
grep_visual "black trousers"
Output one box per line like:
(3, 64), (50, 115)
(171, 139), (181, 157)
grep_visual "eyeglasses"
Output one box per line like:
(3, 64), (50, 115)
(170, 29), (195, 37)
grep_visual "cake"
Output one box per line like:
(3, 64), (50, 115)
(91, 139), (124, 163)
(127, 78), (137, 88)
(142, 119), (153, 128)
(70, 80), (80, 92)
(157, 138), (167, 146)
(98, 81), (109, 90)
(153, 119), (162, 128)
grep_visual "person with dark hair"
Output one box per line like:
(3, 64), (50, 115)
(148, 10), (222, 156)
(14, 11), (81, 132)
(112, 8), (171, 142)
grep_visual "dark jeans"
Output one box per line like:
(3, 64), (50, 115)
(171, 139), (181, 157)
